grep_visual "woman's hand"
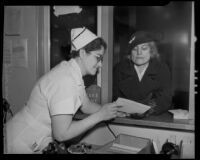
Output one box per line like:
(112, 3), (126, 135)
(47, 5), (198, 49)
(148, 99), (157, 108)
(144, 99), (157, 117)
(95, 103), (119, 121)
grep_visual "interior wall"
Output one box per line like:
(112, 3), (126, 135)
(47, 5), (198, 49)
(3, 6), (38, 116)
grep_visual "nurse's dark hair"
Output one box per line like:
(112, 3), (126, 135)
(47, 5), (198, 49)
(70, 37), (107, 58)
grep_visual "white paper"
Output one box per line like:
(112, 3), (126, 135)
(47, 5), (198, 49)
(11, 39), (28, 68)
(115, 97), (151, 114)
(168, 109), (189, 119)
(3, 39), (12, 65)
(53, 6), (82, 17)
(3, 39), (12, 99)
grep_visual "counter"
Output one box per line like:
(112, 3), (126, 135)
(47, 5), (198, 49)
(74, 111), (194, 132)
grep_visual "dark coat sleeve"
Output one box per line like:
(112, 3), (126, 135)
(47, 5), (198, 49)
(152, 63), (172, 115)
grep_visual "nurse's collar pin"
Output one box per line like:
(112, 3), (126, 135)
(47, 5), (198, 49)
(129, 36), (135, 44)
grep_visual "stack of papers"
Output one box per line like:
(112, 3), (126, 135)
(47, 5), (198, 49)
(168, 109), (189, 119)
(115, 97), (151, 114)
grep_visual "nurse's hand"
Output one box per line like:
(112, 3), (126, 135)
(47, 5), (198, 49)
(96, 103), (119, 121)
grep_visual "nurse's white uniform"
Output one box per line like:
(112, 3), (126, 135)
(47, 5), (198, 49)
(6, 59), (86, 153)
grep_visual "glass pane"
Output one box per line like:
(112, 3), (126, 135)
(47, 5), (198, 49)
(50, 6), (97, 88)
(113, 2), (192, 111)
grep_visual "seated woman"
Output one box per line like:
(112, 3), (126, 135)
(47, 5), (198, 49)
(113, 31), (172, 116)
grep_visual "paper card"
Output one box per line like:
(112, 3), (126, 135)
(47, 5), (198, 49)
(168, 109), (189, 119)
(115, 97), (151, 114)
(11, 39), (28, 68)
(53, 6), (82, 16)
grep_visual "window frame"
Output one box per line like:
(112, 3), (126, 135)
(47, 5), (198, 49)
(42, 5), (194, 131)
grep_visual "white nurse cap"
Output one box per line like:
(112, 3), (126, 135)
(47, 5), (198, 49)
(71, 27), (98, 51)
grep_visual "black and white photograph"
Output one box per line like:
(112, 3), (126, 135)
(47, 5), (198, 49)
(2, 1), (198, 158)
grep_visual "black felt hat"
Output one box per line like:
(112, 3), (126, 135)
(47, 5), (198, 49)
(129, 31), (156, 48)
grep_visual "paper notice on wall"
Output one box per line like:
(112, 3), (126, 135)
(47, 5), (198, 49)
(11, 39), (28, 68)
(3, 39), (12, 99)
(3, 39), (12, 66)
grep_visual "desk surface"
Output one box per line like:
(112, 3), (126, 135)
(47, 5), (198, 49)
(74, 111), (194, 131)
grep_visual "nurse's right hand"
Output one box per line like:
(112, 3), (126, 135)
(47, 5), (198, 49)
(96, 103), (119, 121)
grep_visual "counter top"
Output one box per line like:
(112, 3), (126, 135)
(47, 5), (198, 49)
(74, 111), (194, 132)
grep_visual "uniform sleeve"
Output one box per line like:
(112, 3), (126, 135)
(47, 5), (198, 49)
(47, 78), (81, 116)
(153, 63), (172, 115)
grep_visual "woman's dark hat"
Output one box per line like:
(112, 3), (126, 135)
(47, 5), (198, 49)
(129, 31), (156, 48)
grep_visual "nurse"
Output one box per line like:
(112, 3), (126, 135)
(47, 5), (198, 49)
(6, 27), (119, 153)
(113, 30), (172, 116)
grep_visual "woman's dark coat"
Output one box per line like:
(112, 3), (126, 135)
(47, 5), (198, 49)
(113, 58), (172, 115)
